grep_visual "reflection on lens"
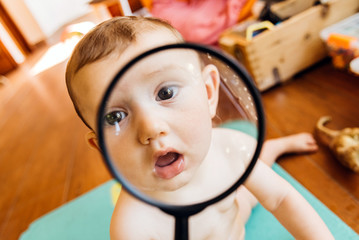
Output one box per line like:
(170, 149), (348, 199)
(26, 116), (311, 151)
(99, 44), (263, 207)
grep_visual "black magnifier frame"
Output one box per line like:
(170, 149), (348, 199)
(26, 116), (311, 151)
(97, 43), (265, 240)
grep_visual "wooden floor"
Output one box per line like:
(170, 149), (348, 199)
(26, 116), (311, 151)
(1, 39), (359, 239)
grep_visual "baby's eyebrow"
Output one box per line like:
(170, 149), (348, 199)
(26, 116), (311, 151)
(144, 64), (183, 78)
(103, 105), (113, 114)
(102, 96), (124, 113)
(144, 63), (201, 80)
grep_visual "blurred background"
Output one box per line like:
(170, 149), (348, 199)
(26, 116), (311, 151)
(0, 0), (358, 239)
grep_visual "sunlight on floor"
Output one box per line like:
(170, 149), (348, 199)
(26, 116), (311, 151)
(30, 21), (96, 76)
(30, 37), (80, 76)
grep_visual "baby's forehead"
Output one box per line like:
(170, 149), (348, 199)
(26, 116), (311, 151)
(123, 49), (203, 78)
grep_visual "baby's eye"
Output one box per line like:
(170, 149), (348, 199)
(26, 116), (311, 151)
(156, 86), (178, 101)
(104, 111), (127, 125)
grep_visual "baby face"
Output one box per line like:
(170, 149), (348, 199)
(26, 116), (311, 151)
(73, 30), (219, 192)
(104, 49), (214, 192)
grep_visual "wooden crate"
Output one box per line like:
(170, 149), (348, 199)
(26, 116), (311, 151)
(219, 0), (359, 91)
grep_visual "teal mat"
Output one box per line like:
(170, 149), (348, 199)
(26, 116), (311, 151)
(20, 164), (358, 240)
(21, 121), (358, 239)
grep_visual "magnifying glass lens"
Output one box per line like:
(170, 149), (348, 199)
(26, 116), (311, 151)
(99, 44), (263, 208)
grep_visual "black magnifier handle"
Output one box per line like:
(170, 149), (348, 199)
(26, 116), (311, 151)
(163, 206), (204, 240)
(175, 216), (189, 240)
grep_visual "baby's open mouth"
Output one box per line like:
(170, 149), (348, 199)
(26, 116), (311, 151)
(156, 152), (180, 167)
(154, 152), (185, 179)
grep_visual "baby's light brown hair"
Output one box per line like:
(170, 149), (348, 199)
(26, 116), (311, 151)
(66, 16), (183, 129)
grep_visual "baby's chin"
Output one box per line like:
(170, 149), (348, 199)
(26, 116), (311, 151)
(143, 172), (193, 193)
(136, 172), (197, 204)
(132, 156), (206, 203)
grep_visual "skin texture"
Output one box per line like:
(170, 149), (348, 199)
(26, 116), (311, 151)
(71, 27), (334, 240)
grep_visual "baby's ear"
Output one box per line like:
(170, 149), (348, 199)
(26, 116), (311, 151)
(86, 131), (101, 151)
(202, 64), (220, 118)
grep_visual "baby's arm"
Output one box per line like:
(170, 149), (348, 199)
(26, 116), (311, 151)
(244, 161), (334, 240)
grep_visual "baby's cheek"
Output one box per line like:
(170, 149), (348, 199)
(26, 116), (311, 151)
(188, 115), (212, 151)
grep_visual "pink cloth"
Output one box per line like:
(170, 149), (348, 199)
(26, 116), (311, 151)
(150, 0), (248, 45)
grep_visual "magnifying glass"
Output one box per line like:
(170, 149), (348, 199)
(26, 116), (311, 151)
(97, 43), (265, 240)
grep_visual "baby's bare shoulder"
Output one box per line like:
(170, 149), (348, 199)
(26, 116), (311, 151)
(212, 127), (256, 151)
(202, 128), (256, 185)
(213, 127), (256, 140)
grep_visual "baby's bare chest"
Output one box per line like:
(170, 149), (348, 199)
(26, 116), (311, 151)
(129, 192), (244, 240)
(146, 193), (243, 240)
(190, 193), (243, 240)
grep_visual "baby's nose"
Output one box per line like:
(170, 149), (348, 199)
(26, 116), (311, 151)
(136, 111), (169, 145)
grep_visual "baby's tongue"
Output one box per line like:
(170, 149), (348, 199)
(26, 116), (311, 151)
(154, 152), (185, 179)
(156, 152), (178, 167)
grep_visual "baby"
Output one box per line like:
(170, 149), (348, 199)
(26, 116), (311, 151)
(65, 16), (333, 239)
